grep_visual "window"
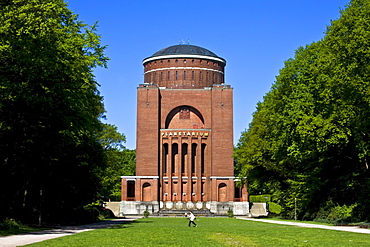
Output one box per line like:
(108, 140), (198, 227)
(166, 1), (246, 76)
(184, 71), (186, 80)
(192, 71), (194, 80)
(168, 71), (170, 80)
(176, 71), (178, 80)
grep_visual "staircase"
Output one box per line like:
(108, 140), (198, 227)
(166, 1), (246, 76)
(249, 203), (269, 217)
(158, 209), (214, 217)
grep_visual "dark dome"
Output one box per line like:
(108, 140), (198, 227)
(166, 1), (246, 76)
(151, 44), (219, 58)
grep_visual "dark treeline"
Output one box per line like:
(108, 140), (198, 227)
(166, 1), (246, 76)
(0, 0), (134, 224)
(235, 0), (370, 222)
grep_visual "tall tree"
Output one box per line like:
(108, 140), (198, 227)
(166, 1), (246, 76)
(235, 0), (370, 221)
(96, 124), (136, 201)
(0, 0), (108, 223)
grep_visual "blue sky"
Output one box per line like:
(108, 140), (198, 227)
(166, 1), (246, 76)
(67, 0), (349, 150)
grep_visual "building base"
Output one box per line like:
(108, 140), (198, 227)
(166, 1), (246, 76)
(119, 201), (249, 216)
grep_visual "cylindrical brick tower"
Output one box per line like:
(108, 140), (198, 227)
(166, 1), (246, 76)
(121, 44), (248, 215)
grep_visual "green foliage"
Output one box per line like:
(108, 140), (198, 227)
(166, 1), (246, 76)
(227, 209), (234, 218)
(249, 194), (272, 202)
(314, 200), (357, 224)
(0, 0), (108, 223)
(268, 202), (282, 215)
(0, 218), (21, 230)
(96, 123), (136, 201)
(234, 0), (370, 222)
(83, 202), (114, 222)
(143, 210), (150, 218)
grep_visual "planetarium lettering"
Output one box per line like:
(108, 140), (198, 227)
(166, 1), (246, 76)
(161, 131), (209, 138)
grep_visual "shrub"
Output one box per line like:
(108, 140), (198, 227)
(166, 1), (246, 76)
(0, 218), (21, 230)
(249, 194), (272, 202)
(268, 202), (282, 214)
(328, 204), (356, 223)
(227, 210), (234, 218)
(314, 200), (356, 224)
(143, 210), (150, 218)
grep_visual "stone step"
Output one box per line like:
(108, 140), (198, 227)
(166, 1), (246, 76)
(158, 209), (214, 217)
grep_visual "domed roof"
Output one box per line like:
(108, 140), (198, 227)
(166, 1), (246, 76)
(152, 44), (219, 58)
(143, 44), (226, 64)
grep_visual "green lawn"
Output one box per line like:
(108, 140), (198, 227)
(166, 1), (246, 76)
(26, 217), (370, 246)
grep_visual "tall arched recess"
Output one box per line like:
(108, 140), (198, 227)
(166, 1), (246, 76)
(165, 106), (205, 129)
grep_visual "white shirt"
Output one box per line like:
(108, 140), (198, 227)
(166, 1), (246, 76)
(189, 213), (195, 221)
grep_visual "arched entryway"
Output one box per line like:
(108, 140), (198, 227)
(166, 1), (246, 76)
(142, 182), (152, 201)
(218, 183), (227, 202)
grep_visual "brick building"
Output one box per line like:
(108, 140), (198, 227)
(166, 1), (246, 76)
(120, 44), (249, 215)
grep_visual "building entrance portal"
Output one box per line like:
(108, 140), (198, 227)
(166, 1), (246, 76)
(120, 44), (249, 216)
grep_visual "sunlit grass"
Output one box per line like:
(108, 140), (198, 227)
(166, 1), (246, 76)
(26, 217), (370, 246)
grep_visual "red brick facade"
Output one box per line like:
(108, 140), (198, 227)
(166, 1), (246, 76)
(121, 45), (248, 215)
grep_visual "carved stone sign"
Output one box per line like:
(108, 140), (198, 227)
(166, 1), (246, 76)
(161, 131), (209, 138)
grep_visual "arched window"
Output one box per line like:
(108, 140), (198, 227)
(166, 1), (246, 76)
(181, 143), (188, 174)
(201, 144), (206, 175)
(163, 143), (168, 175)
(191, 143), (197, 175)
(172, 143), (178, 175)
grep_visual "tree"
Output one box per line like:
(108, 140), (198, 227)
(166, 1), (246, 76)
(0, 0), (108, 223)
(96, 124), (136, 201)
(235, 0), (370, 221)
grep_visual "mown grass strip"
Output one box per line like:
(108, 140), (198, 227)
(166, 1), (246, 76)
(26, 217), (370, 246)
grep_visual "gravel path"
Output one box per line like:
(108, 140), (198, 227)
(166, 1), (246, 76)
(236, 217), (370, 234)
(0, 218), (137, 247)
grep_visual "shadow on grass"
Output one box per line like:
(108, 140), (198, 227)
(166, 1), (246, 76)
(107, 219), (153, 229)
(6, 218), (141, 236)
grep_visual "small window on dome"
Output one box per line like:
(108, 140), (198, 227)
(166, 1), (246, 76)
(183, 59), (186, 63)
(175, 59), (178, 63)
